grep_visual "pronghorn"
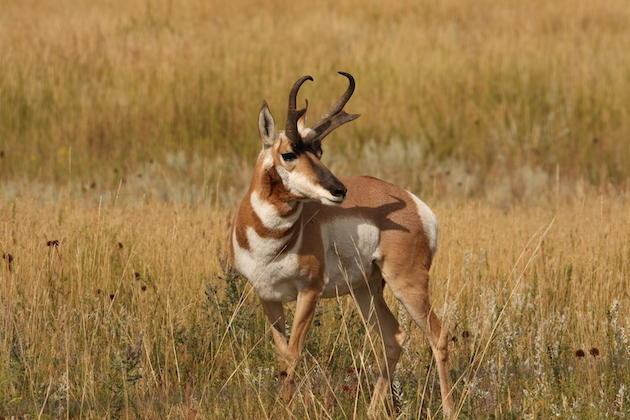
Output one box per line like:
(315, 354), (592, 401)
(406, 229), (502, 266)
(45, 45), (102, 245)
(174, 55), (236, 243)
(231, 72), (455, 417)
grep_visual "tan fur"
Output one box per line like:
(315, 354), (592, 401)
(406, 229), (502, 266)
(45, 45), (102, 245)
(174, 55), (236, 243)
(233, 171), (454, 417)
(231, 75), (455, 417)
(302, 176), (434, 268)
(233, 148), (301, 251)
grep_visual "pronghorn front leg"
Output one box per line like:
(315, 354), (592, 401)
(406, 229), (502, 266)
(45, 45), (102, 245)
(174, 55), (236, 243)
(261, 300), (289, 375)
(282, 287), (321, 401)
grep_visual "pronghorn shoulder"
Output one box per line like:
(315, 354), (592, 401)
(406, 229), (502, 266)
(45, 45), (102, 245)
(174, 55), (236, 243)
(340, 175), (438, 253)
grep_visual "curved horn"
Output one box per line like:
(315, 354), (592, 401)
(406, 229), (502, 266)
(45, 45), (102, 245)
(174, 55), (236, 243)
(320, 72), (355, 120)
(286, 75), (313, 145)
(308, 72), (359, 142)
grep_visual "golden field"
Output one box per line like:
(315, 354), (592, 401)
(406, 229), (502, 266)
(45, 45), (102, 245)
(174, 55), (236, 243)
(1, 191), (628, 418)
(0, 0), (629, 418)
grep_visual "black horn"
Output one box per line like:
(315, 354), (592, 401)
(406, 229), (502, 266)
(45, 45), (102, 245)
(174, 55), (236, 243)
(285, 75), (313, 145)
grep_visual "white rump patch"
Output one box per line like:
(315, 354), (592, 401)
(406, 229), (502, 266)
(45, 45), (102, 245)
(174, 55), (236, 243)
(406, 191), (439, 255)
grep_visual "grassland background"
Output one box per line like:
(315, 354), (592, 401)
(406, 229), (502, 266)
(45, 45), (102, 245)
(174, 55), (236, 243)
(0, 0), (629, 418)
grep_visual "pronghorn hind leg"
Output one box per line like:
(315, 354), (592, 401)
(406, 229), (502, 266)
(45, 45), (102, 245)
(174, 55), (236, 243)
(382, 267), (455, 418)
(354, 284), (405, 417)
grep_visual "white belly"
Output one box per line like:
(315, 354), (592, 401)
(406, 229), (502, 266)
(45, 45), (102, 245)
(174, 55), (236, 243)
(320, 217), (380, 298)
(233, 218), (380, 302)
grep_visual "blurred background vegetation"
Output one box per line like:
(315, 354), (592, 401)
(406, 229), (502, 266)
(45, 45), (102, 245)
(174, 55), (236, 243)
(1, 0), (628, 197)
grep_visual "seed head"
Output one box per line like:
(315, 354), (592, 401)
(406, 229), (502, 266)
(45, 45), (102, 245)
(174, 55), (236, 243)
(2, 253), (14, 271)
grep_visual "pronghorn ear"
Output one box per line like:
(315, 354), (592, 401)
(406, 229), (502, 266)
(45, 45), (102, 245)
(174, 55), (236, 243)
(258, 101), (276, 148)
(297, 112), (307, 133)
(297, 99), (316, 140)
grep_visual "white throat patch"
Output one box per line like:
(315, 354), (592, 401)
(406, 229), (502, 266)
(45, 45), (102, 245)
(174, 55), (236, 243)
(250, 191), (301, 230)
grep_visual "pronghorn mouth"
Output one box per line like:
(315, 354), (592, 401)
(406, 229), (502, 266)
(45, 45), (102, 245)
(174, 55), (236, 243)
(322, 196), (344, 205)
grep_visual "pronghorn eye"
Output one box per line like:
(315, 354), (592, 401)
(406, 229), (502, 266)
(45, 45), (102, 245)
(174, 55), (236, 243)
(281, 152), (297, 162)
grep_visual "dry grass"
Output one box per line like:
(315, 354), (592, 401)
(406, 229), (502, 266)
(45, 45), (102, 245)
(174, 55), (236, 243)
(1, 0), (629, 418)
(0, 188), (628, 418)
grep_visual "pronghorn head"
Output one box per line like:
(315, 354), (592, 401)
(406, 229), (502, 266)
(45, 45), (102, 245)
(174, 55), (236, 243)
(257, 72), (360, 205)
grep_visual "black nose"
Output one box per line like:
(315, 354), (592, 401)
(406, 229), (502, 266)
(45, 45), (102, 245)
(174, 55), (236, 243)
(331, 185), (347, 199)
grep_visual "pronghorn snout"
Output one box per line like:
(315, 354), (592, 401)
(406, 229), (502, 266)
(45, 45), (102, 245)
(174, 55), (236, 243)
(330, 183), (347, 200)
(311, 160), (347, 204)
(324, 177), (347, 203)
